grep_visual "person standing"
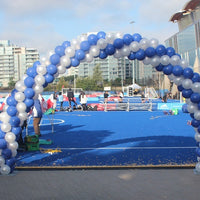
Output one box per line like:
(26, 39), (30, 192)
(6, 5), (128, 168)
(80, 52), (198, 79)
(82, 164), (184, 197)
(52, 91), (57, 109)
(32, 97), (43, 137)
(67, 88), (77, 109)
(80, 91), (87, 111)
(58, 92), (64, 111)
(104, 91), (109, 112)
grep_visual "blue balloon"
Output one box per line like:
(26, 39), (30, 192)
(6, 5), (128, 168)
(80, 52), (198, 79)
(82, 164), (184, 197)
(196, 147), (200, 157)
(47, 64), (57, 75)
(50, 54), (60, 65)
(175, 53), (181, 58)
(2, 148), (12, 159)
(62, 41), (71, 49)
(183, 67), (194, 79)
(80, 41), (90, 51)
(43, 81), (48, 88)
(166, 47), (175, 57)
(190, 113), (195, 119)
(88, 34), (98, 45)
(192, 73), (200, 82)
(44, 73), (54, 83)
(99, 50), (107, 59)
(7, 106), (18, 117)
(97, 31), (106, 39)
(75, 49), (85, 60)
(135, 49), (145, 60)
(190, 93), (200, 103)
(0, 139), (7, 149)
(6, 158), (16, 168)
(128, 52), (136, 60)
(6, 96), (17, 106)
(0, 129), (5, 139)
(155, 64), (164, 71)
(24, 76), (35, 88)
(26, 67), (37, 78)
(11, 126), (22, 136)
(113, 38), (124, 49)
(172, 65), (183, 76)
(11, 89), (18, 97)
(145, 47), (156, 57)
(9, 116), (20, 127)
(182, 89), (193, 98)
(24, 98), (34, 108)
(178, 85), (184, 91)
(191, 119), (200, 128)
(123, 34), (133, 45)
(71, 57), (80, 67)
(132, 33), (142, 42)
(105, 44), (116, 55)
(182, 104), (188, 113)
(163, 64), (173, 75)
(33, 61), (41, 68)
(55, 45), (65, 56)
(156, 45), (166, 56)
(24, 88), (35, 99)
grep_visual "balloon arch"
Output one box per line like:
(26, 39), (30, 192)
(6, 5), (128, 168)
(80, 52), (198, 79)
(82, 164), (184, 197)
(0, 31), (200, 175)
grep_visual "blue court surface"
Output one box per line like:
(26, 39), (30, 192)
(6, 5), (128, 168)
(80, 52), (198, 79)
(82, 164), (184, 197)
(16, 110), (197, 168)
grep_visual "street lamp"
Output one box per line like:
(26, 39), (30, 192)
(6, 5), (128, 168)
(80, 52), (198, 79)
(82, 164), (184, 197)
(130, 21), (135, 84)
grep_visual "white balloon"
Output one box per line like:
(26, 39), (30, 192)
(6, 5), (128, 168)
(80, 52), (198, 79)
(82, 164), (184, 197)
(143, 57), (152, 65)
(85, 53), (93, 63)
(180, 59), (189, 68)
(120, 46), (130, 57)
(195, 132), (200, 142)
(130, 41), (140, 52)
(15, 92), (25, 102)
(60, 56), (71, 67)
(54, 71), (59, 78)
(97, 38), (107, 50)
(8, 141), (18, 151)
(5, 132), (16, 143)
(40, 56), (47, 64)
(65, 46), (76, 58)
(17, 112), (28, 121)
(173, 76), (184, 86)
(114, 32), (123, 39)
(0, 156), (5, 166)
(160, 55), (170, 66)
(170, 55), (181, 66)
(35, 74), (45, 86)
(105, 32), (115, 43)
(36, 64), (47, 75)
(192, 82), (200, 93)
(78, 35), (87, 42)
(57, 65), (66, 74)
(15, 80), (26, 92)
(150, 56), (160, 67)
(0, 122), (11, 132)
(0, 164), (11, 175)
(139, 38), (150, 50)
(33, 84), (44, 94)
(168, 74), (175, 81)
(187, 103), (198, 113)
(149, 38), (159, 48)
(16, 102), (27, 113)
(113, 50), (122, 59)
(71, 38), (80, 50)
(0, 112), (11, 123)
(89, 46), (100, 57)
(182, 79), (193, 89)
(194, 110), (200, 120)
(195, 162), (200, 173)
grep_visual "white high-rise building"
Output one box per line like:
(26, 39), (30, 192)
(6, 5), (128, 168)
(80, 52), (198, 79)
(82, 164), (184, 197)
(0, 40), (39, 87)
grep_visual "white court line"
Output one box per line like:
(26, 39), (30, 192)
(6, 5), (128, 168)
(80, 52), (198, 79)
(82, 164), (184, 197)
(41, 146), (197, 150)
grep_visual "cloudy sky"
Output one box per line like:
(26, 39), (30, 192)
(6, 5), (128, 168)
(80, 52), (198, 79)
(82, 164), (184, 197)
(0, 0), (189, 56)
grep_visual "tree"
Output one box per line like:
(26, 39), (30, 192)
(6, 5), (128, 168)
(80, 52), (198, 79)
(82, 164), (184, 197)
(92, 64), (103, 90)
(8, 77), (15, 89)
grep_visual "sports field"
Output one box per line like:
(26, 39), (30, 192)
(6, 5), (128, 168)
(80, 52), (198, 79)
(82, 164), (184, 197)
(16, 109), (197, 168)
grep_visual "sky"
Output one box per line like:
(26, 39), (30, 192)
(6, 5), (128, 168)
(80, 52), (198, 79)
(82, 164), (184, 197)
(0, 0), (190, 56)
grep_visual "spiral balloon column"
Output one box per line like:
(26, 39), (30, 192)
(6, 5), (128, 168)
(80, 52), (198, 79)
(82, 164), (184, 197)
(0, 31), (200, 175)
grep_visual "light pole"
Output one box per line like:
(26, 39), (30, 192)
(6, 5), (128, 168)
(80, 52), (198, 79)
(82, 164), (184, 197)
(130, 21), (135, 85)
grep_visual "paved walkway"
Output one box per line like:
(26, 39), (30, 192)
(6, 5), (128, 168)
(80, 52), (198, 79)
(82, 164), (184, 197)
(0, 168), (200, 200)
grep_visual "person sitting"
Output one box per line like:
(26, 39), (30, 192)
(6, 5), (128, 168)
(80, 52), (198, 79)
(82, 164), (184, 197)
(80, 91), (87, 111)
